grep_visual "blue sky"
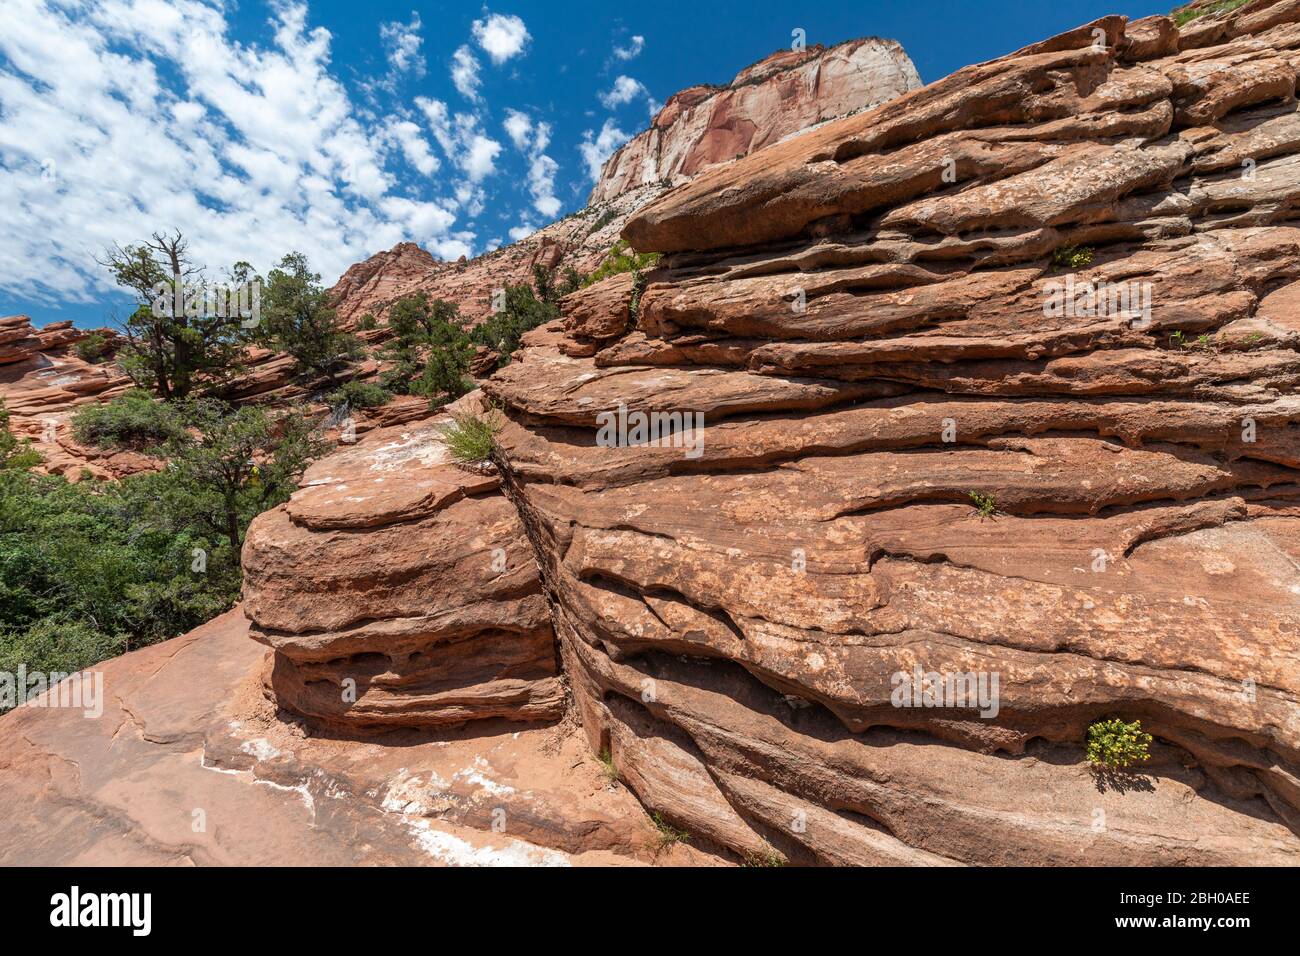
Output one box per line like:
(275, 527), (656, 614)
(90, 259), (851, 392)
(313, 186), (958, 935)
(0, 0), (1169, 329)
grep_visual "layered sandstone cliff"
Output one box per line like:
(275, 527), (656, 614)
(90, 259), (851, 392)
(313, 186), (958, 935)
(251, 3), (1300, 865)
(587, 38), (922, 204)
(8, 3), (1300, 867)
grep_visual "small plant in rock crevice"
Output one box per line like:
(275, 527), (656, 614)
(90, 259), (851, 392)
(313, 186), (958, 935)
(968, 491), (998, 518)
(742, 843), (788, 867)
(1086, 717), (1153, 770)
(1051, 244), (1094, 270)
(649, 811), (691, 851)
(596, 747), (619, 784)
(438, 407), (502, 466)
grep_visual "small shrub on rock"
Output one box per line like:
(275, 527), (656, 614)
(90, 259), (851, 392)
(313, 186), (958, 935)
(439, 408), (502, 466)
(1086, 717), (1153, 770)
(328, 380), (392, 410)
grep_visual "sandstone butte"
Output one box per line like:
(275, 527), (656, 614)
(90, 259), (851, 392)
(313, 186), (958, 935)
(6, 3), (1300, 867)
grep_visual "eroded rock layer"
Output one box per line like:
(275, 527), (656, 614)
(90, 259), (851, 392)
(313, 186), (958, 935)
(476, 4), (1300, 865)
(242, 395), (564, 730)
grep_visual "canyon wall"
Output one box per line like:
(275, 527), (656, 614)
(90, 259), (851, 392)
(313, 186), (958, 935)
(587, 38), (922, 204)
(255, 4), (1300, 864)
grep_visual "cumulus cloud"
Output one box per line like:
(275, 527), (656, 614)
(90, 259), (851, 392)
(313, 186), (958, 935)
(418, 97), (502, 184)
(599, 75), (649, 109)
(471, 12), (530, 64)
(0, 0), (473, 307)
(578, 119), (632, 181)
(502, 109), (533, 151)
(613, 35), (644, 61)
(450, 44), (482, 101)
(501, 109), (560, 219)
(379, 12), (425, 76)
(386, 119), (439, 176)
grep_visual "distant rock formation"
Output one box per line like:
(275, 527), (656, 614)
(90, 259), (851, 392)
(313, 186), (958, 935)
(588, 38), (922, 204)
(325, 36), (922, 328)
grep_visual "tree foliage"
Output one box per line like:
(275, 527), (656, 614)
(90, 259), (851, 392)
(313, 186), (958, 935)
(470, 279), (558, 366)
(100, 231), (252, 400)
(259, 252), (362, 385)
(71, 388), (188, 451)
(0, 393), (325, 704)
(380, 292), (475, 404)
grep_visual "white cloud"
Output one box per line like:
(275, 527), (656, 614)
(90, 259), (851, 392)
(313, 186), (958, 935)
(508, 222), (535, 242)
(417, 97), (502, 184)
(471, 12), (530, 64)
(613, 35), (644, 61)
(380, 12), (425, 76)
(600, 75), (649, 109)
(502, 109), (532, 151)
(578, 119), (632, 181)
(450, 44), (481, 101)
(386, 119), (439, 176)
(0, 0), (474, 307)
(501, 109), (559, 220)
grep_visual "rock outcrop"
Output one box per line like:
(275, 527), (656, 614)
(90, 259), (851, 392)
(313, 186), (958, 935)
(588, 38), (922, 204)
(0, 607), (709, 866)
(467, 4), (1300, 865)
(10, 4), (1300, 868)
(242, 394), (565, 731)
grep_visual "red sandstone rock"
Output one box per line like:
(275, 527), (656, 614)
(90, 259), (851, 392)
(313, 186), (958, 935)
(588, 38), (922, 204)
(0, 608), (709, 866)
(242, 394), (566, 731)
(472, 4), (1300, 864)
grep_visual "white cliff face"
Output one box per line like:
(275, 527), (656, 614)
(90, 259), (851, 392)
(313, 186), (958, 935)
(588, 37), (922, 204)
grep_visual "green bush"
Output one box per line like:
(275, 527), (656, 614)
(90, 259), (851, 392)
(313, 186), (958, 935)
(1051, 244), (1094, 270)
(328, 380), (392, 410)
(70, 389), (187, 451)
(0, 399), (326, 708)
(379, 293), (475, 405)
(74, 331), (112, 364)
(1172, 0), (1248, 27)
(439, 408), (501, 465)
(1086, 717), (1153, 770)
(470, 282), (557, 365)
(581, 240), (661, 288)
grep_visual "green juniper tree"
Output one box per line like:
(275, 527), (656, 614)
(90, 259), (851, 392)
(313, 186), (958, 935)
(99, 230), (253, 400)
(379, 292), (475, 405)
(259, 252), (362, 387)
